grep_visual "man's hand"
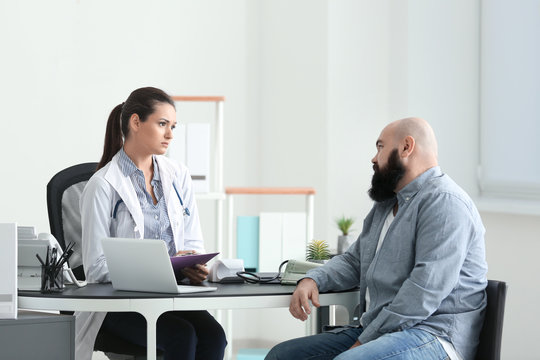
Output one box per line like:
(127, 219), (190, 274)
(289, 278), (320, 321)
(181, 264), (209, 284)
(349, 340), (362, 349)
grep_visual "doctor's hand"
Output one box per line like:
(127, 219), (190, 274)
(289, 278), (320, 321)
(175, 250), (197, 256)
(181, 264), (209, 284)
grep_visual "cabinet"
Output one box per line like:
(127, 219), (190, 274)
(0, 310), (75, 360)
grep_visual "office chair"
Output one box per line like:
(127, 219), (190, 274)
(475, 280), (508, 360)
(344, 280), (507, 360)
(47, 162), (163, 360)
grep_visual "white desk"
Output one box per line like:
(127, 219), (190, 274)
(19, 283), (360, 360)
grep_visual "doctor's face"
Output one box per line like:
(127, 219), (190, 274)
(135, 102), (177, 156)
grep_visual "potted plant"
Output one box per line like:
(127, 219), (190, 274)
(306, 239), (331, 263)
(336, 216), (355, 254)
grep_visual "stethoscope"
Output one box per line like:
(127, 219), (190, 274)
(112, 182), (190, 219)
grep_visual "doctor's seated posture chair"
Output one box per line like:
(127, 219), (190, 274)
(47, 162), (163, 360)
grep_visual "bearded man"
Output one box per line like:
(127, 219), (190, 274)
(266, 117), (488, 360)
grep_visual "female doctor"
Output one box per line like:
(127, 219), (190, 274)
(76, 87), (227, 360)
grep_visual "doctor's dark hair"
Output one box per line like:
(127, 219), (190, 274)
(97, 87), (176, 170)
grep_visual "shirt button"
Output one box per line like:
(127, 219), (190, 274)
(155, 235), (159, 239)
(405, 197), (410, 201)
(154, 215), (159, 220)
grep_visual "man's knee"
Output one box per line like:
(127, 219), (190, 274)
(265, 342), (285, 360)
(265, 339), (303, 360)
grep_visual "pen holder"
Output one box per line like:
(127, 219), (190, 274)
(40, 264), (64, 293)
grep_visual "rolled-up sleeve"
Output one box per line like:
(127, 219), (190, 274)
(306, 238), (362, 292)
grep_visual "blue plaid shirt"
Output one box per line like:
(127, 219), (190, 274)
(117, 149), (176, 255)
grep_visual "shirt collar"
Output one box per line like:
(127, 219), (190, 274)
(397, 166), (443, 202)
(118, 148), (138, 177)
(152, 156), (161, 182)
(117, 148), (161, 183)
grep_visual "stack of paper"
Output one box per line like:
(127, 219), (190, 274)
(17, 226), (37, 240)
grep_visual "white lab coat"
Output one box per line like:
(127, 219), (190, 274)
(75, 152), (204, 360)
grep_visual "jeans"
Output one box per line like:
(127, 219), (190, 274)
(265, 327), (448, 360)
(101, 310), (227, 360)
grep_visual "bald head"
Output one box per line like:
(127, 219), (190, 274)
(372, 117), (439, 192)
(387, 117), (438, 161)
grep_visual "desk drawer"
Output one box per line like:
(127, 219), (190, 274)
(0, 311), (74, 360)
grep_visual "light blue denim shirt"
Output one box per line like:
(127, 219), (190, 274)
(306, 166), (487, 360)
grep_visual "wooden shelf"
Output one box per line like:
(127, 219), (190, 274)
(195, 192), (227, 201)
(225, 187), (316, 195)
(171, 96), (225, 102)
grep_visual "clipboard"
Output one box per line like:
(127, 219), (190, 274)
(170, 252), (219, 278)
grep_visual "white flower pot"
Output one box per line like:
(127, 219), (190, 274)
(337, 235), (355, 254)
(308, 259), (329, 264)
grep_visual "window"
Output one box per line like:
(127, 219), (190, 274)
(479, 0), (540, 200)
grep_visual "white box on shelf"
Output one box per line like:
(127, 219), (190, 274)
(167, 123), (187, 165)
(0, 223), (17, 319)
(258, 213), (283, 272)
(258, 212), (306, 272)
(281, 212), (306, 262)
(186, 123), (210, 193)
(167, 123), (210, 193)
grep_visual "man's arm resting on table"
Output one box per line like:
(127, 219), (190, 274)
(291, 278), (363, 349)
(289, 278), (321, 321)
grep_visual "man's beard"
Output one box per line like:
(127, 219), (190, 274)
(368, 148), (406, 202)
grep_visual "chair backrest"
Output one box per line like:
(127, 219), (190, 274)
(475, 279), (508, 360)
(47, 162), (163, 358)
(46, 162), (98, 280)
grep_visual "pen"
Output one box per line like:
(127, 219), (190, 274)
(64, 241), (75, 256)
(56, 249), (73, 269)
(45, 245), (50, 267)
(35, 254), (45, 266)
(51, 247), (57, 268)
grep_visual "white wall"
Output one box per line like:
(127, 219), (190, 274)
(326, 0), (394, 246)
(481, 212), (540, 360)
(1, 1), (538, 359)
(0, 0), (255, 254)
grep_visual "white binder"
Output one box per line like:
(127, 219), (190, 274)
(186, 123), (210, 193)
(167, 123), (210, 193)
(258, 212), (306, 272)
(0, 223), (17, 319)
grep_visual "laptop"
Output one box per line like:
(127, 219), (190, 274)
(101, 237), (217, 294)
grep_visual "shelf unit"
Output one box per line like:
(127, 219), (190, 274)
(170, 96), (225, 252)
(225, 187), (316, 258)
(172, 95), (237, 359)
(224, 187), (317, 358)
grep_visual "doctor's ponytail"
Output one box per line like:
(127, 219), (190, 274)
(97, 87), (175, 170)
(97, 103), (124, 170)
